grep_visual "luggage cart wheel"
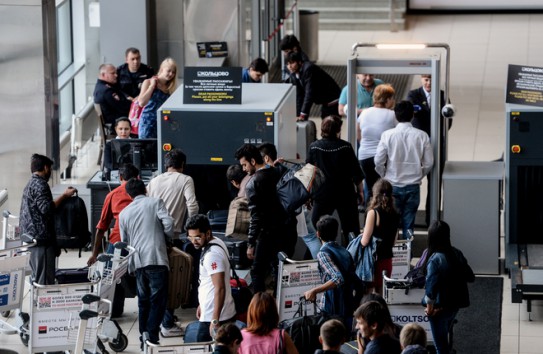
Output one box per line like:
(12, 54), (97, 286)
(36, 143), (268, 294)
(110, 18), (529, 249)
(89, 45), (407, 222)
(19, 332), (29, 347)
(1, 310), (10, 318)
(108, 333), (128, 352)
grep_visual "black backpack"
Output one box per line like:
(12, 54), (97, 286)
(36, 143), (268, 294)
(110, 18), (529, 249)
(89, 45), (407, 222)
(54, 194), (91, 257)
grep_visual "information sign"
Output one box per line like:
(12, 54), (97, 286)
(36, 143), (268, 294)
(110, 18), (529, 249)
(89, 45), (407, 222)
(506, 64), (543, 107)
(183, 67), (242, 104)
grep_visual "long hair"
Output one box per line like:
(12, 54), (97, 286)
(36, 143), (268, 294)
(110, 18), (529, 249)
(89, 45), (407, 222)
(245, 292), (279, 336)
(423, 220), (453, 273)
(368, 178), (396, 214)
(159, 57), (178, 95)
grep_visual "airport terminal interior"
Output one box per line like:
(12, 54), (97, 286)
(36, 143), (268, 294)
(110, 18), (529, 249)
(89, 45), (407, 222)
(2, 1), (543, 353)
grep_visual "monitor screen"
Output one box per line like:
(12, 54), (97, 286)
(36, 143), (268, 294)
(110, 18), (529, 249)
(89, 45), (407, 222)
(110, 138), (158, 171)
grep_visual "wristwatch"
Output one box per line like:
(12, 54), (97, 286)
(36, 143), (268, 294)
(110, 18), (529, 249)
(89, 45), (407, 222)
(211, 319), (219, 326)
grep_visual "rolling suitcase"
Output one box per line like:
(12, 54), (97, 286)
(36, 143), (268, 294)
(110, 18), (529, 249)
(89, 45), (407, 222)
(296, 120), (317, 160)
(167, 247), (193, 310)
(226, 240), (252, 270)
(55, 267), (89, 284)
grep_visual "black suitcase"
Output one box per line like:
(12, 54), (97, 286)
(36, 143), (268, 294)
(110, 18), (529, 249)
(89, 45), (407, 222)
(225, 240), (252, 270)
(55, 267), (89, 284)
(296, 120), (317, 160)
(214, 233), (252, 270)
(207, 209), (228, 232)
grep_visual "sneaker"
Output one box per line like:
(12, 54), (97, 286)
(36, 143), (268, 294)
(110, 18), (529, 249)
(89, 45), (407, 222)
(160, 324), (185, 337)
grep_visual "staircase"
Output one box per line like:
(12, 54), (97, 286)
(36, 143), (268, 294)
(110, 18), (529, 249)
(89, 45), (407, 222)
(297, 0), (407, 31)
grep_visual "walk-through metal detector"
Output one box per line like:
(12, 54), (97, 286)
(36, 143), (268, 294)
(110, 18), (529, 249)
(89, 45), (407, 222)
(346, 43), (450, 222)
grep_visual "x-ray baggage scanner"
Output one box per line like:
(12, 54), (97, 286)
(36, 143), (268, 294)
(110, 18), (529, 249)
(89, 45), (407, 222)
(157, 83), (297, 211)
(506, 103), (543, 319)
(346, 44), (452, 223)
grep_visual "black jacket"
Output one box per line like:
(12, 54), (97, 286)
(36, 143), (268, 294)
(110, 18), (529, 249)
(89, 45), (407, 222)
(116, 63), (155, 99)
(307, 138), (363, 202)
(290, 61), (341, 116)
(245, 166), (287, 245)
(406, 87), (449, 137)
(93, 79), (131, 125)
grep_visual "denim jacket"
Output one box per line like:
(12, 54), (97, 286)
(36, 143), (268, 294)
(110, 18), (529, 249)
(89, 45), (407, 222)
(423, 247), (474, 309)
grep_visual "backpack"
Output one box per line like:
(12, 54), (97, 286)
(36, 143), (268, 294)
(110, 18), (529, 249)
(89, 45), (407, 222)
(404, 248), (428, 288)
(276, 162), (325, 214)
(54, 194), (91, 257)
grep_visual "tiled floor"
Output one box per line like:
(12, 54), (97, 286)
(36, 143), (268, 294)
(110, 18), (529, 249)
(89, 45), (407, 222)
(2, 12), (543, 354)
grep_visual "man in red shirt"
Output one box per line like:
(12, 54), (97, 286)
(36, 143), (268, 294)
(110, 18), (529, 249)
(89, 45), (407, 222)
(87, 163), (139, 317)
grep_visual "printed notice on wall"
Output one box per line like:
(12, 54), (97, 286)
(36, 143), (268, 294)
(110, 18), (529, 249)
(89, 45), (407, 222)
(183, 67), (242, 104)
(506, 64), (543, 107)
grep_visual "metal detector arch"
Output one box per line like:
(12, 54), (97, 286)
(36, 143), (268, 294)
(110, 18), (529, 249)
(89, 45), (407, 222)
(347, 43), (450, 223)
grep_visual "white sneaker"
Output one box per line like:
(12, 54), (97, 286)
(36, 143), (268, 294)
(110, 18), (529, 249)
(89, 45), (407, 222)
(160, 324), (185, 337)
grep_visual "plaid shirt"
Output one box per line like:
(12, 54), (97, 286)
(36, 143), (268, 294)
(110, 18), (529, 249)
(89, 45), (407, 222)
(317, 241), (345, 309)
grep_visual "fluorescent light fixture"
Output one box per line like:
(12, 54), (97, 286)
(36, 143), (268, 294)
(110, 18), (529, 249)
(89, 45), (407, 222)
(375, 44), (427, 50)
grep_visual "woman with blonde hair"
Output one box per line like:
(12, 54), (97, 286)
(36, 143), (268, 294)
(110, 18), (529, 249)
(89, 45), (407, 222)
(137, 57), (177, 138)
(238, 292), (298, 354)
(357, 84), (397, 200)
(361, 178), (400, 294)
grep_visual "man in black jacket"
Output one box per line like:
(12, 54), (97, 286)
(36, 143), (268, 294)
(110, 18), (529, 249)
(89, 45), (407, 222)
(235, 143), (290, 292)
(117, 47), (154, 101)
(93, 64), (131, 126)
(286, 52), (341, 120)
(407, 75), (451, 226)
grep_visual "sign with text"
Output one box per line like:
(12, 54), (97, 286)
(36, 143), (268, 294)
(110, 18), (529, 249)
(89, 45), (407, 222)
(506, 64), (543, 107)
(183, 67), (242, 104)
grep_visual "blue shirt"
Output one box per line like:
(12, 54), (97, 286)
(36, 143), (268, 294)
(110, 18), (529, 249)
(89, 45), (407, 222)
(338, 79), (384, 109)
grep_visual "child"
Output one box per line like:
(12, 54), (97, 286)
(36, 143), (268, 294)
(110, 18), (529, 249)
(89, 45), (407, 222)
(213, 323), (243, 354)
(315, 319), (347, 354)
(400, 323), (428, 354)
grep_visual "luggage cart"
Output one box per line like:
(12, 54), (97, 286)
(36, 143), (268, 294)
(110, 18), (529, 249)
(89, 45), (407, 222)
(382, 273), (440, 348)
(70, 242), (135, 354)
(0, 242), (34, 341)
(391, 237), (412, 279)
(28, 242), (134, 353)
(1, 210), (22, 251)
(276, 252), (322, 321)
(143, 332), (214, 354)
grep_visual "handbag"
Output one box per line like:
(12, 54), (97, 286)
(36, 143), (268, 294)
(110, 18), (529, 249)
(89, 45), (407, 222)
(128, 100), (143, 135)
(346, 209), (380, 283)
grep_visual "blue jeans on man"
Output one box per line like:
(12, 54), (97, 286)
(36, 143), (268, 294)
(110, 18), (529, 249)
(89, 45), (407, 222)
(392, 184), (420, 239)
(136, 265), (169, 345)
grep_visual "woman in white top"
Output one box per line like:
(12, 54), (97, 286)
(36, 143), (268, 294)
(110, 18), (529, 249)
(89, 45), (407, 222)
(357, 84), (397, 200)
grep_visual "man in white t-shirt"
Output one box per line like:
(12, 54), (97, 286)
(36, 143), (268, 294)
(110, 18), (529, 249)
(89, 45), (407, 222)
(184, 214), (237, 342)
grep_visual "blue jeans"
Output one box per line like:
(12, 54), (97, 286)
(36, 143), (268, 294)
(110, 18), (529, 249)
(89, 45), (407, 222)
(106, 243), (127, 317)
(429, 307), (458, 354)
(136, 265), (169, 344)
(392, 184), (420, 239)
(302, 233), (321, 259)
(162, 308), (176, 329)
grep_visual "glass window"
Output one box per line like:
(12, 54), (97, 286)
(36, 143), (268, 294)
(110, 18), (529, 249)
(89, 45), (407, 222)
(57, 0), (73, 74)
(59, 81), (74, 133)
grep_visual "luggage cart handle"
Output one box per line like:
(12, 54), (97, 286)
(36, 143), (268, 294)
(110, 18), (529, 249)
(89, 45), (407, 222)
(277, 252), (318, 265)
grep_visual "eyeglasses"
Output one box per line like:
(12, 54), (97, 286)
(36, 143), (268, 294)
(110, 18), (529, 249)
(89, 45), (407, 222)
(187, 234), (205, 242)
